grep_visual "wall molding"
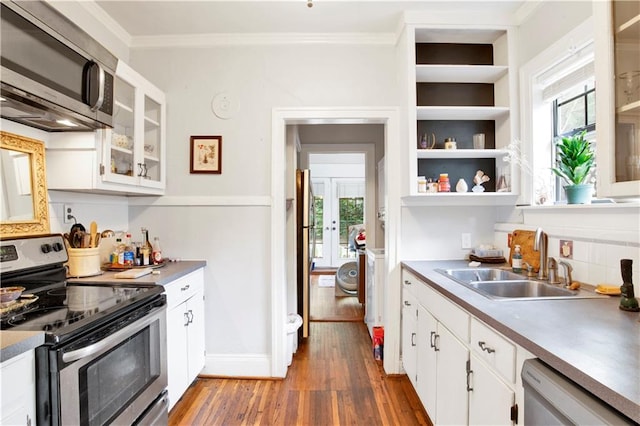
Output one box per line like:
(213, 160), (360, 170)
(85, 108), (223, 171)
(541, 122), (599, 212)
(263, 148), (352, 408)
(202, 354), (271, 378)
(127, 196), (272, 207)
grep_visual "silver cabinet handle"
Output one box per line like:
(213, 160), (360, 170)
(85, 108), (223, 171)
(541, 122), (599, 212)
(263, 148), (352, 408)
(429, 331), (436, 349)
(478, 341), (495, 354)
(181, 284), (190, 291)
(404, 300), (411, 306)
(184, 311), (190, 326)
(404, 280), (411, 285)
(466, 359), (474, 391)
(411, 332), (416, 347)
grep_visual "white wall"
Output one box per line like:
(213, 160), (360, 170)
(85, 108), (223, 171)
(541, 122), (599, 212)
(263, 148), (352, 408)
(126, 43), (397, 376)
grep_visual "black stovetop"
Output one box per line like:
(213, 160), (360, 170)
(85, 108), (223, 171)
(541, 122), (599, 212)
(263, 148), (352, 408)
(0, 234), (163, 345)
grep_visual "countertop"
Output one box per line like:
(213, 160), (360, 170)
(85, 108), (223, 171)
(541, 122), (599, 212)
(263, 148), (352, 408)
(0, 260), (206, 363)
(0, 331), (44, 363)
(402, 260), (640, 423)
(67, 260), (206, 286)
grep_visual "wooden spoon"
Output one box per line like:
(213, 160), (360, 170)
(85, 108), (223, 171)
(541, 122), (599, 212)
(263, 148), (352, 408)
(89, 221), (98, 248)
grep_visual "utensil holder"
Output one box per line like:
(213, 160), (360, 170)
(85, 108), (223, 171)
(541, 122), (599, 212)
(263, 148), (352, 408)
(67, 247), (101, 277)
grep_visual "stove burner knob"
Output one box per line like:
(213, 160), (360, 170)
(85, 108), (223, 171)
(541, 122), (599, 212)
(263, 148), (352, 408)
(41, 243), (52, 253)
(52, 242), (64, 252)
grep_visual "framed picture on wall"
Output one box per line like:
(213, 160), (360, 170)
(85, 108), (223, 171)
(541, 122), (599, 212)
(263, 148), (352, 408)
(190, 135), (222, 174)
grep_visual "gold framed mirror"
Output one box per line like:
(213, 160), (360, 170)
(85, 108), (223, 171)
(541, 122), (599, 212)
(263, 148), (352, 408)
(1, 130), (50, 237)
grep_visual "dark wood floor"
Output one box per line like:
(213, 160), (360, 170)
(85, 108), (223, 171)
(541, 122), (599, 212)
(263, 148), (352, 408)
(310, 271), (364, 322)
(168, 273), (431, 426)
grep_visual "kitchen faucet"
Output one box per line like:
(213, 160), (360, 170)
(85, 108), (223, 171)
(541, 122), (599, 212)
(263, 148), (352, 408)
(534, 227), (548, 280)
(558, 261), (573, 287)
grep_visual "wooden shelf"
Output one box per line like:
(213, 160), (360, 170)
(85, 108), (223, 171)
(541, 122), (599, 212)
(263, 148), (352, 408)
(616, 14), (640, 40)
(417, 106), (509, 120)
(617, 99), (640, 115)
(416, 65), (508, 83)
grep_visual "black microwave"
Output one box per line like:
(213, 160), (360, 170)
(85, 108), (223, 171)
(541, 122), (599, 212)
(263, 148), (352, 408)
(0, 1), (117, 131)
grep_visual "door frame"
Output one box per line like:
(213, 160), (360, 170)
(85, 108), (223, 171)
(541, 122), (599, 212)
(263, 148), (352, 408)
(271, 107), (402, 378)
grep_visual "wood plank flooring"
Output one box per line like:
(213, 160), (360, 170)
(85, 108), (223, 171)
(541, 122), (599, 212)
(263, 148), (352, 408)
(168, 272), (431, 426)
(310, 272), (363, 322)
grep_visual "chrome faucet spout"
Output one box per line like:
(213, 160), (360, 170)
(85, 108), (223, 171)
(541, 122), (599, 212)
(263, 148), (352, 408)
(534, 227), (548, 280)
(558, 261), (573, 287)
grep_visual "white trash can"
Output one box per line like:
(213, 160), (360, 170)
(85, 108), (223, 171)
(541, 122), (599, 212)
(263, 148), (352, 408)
(286, 313), (303, 366)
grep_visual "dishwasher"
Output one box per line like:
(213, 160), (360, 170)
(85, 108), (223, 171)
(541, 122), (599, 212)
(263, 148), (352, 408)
(521, 359), (631, 425)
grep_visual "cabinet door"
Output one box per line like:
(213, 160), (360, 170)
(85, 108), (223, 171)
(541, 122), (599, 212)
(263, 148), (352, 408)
(468, 352), (515, 426)
(0, 350), (36, 426)
(166, 301), (190, 410)
(186, 291), (206, 382)
(401, 290), (418, 387)
(416, 304), (438, 421)
(435, 325), (469, 426)
(102, 60), (166, 192)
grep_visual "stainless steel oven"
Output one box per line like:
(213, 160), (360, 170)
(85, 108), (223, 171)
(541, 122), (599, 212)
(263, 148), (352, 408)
(1, 234), (169, 426)
(42, 300), (167, 426)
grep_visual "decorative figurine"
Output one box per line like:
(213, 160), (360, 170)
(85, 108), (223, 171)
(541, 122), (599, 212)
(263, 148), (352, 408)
(472, 170), (490, 193)
(619, 259), (639, 312)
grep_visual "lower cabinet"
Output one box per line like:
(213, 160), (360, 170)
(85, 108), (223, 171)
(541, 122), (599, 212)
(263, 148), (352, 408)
(402, 269), (520, 425)
(164, 268), (205, 411)
(0, 349), (36, 426)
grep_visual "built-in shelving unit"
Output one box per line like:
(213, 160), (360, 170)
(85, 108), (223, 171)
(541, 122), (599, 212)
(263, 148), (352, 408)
(403, 26), (517, 205)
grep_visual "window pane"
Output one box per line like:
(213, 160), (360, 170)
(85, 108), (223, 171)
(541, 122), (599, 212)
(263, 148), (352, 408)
(339, 197), (363, 259)
(313, 196), (323, 259)
(587, 91), (596, 126)
(557, 97), (586, 134)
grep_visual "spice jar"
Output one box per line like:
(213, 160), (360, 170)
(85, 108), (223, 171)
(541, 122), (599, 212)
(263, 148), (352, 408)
(438, 173), (451, 192)
(417, 176), (427, 193)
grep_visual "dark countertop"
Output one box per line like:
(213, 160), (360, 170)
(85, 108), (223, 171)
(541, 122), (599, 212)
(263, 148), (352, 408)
(68, 260), (206, 286)
(402, 260), (640, 423)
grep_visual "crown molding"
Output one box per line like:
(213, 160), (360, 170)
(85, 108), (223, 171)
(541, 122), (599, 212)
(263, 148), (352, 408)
(76, 0), (132, 47)
(129, 32), (396, 49)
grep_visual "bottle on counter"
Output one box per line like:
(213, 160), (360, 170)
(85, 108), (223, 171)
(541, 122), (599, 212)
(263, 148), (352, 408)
(123, 233), (135, 266)
(152, 237), (163, 265)
(141, 228), (152, 266)
(111, 237), (124, 266)
(512, 244), (523, 273)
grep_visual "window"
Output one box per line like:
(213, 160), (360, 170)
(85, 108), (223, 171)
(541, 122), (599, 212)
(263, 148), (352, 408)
(551, 80), (596, 202)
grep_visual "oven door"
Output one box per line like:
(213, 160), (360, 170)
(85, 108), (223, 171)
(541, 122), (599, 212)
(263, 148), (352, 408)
(49, 303), (167, 426)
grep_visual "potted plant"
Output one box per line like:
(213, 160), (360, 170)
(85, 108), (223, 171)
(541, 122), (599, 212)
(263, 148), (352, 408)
(551, 131), (595, 204)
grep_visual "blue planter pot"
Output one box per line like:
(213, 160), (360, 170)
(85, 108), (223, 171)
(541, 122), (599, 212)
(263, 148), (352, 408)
(564, 184), (593, 204)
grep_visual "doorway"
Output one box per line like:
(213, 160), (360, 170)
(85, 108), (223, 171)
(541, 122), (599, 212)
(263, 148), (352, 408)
(272, 107), (401, 378)
(309, 153), (366, 269)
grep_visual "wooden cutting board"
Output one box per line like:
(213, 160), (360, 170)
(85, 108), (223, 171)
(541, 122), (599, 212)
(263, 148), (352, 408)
(509, 230), (540, 272)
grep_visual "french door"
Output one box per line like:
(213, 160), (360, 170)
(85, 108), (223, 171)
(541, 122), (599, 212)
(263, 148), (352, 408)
(312, 177), (364, 268)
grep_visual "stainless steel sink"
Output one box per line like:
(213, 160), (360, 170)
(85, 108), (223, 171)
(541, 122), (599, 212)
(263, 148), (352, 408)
(440, 268), (523, 282)
(435, 268), (604, 301)
(469, 280), (578, 299)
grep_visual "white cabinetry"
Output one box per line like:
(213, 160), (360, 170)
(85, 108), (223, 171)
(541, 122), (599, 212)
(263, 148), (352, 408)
(164, 268), (205, 410)
(0, 349), (36, 426)
(401, 283), (418, 388)
(401, 25), (518, 206)
(46, 61), (166, 195)
(595, 0), (640, 197)
(402, 269), (520, 425)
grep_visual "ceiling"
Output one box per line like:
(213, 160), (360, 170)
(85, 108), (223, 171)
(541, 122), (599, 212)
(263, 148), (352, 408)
(93, 0), (529, 40)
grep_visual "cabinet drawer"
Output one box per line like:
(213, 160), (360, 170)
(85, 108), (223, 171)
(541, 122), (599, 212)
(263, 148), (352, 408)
(163, 269), (204, 309)
(422, 284), (469, 342)
(470, 318), (515, 383)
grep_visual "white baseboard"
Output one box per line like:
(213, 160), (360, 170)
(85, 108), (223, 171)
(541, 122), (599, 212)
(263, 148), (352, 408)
(201, 353), (272, 378)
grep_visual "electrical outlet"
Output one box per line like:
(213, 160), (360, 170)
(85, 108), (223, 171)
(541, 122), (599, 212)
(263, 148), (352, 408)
(64, 204), (73, 223)
(461, 233), (472, 249)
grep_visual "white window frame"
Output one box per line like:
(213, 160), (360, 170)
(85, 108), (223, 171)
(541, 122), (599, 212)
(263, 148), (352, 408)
(519, 17), (594, 206)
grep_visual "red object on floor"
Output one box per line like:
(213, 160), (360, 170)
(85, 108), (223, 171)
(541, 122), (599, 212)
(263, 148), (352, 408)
(373, 326), (384, 361)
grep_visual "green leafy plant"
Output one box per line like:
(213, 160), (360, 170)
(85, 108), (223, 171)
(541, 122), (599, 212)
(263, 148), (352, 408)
(551, 131), (595, 186)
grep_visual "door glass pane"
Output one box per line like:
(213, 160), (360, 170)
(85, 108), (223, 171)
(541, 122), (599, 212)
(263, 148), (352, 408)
(339, 197), (364, 260)
(313, 195), (324, 259)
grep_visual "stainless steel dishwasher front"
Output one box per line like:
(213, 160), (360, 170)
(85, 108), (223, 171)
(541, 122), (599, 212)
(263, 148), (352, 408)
(521, 359), (630, 425)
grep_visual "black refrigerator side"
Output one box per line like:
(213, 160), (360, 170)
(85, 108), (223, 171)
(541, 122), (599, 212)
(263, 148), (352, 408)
(296, 169), (313, 339)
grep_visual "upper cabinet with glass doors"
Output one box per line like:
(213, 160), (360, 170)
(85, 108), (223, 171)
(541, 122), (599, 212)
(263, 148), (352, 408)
(101, 60), (166, 193)
(595, 0), (640, 198)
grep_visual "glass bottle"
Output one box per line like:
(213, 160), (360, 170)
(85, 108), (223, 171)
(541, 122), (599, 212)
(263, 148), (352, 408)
(152, 237), (163, 265)
(512, 245), (523, 273)
(141, 228), (153, 266)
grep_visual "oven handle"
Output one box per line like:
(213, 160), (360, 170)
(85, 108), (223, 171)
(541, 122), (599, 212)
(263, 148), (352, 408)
(62, 304), (165, 363)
